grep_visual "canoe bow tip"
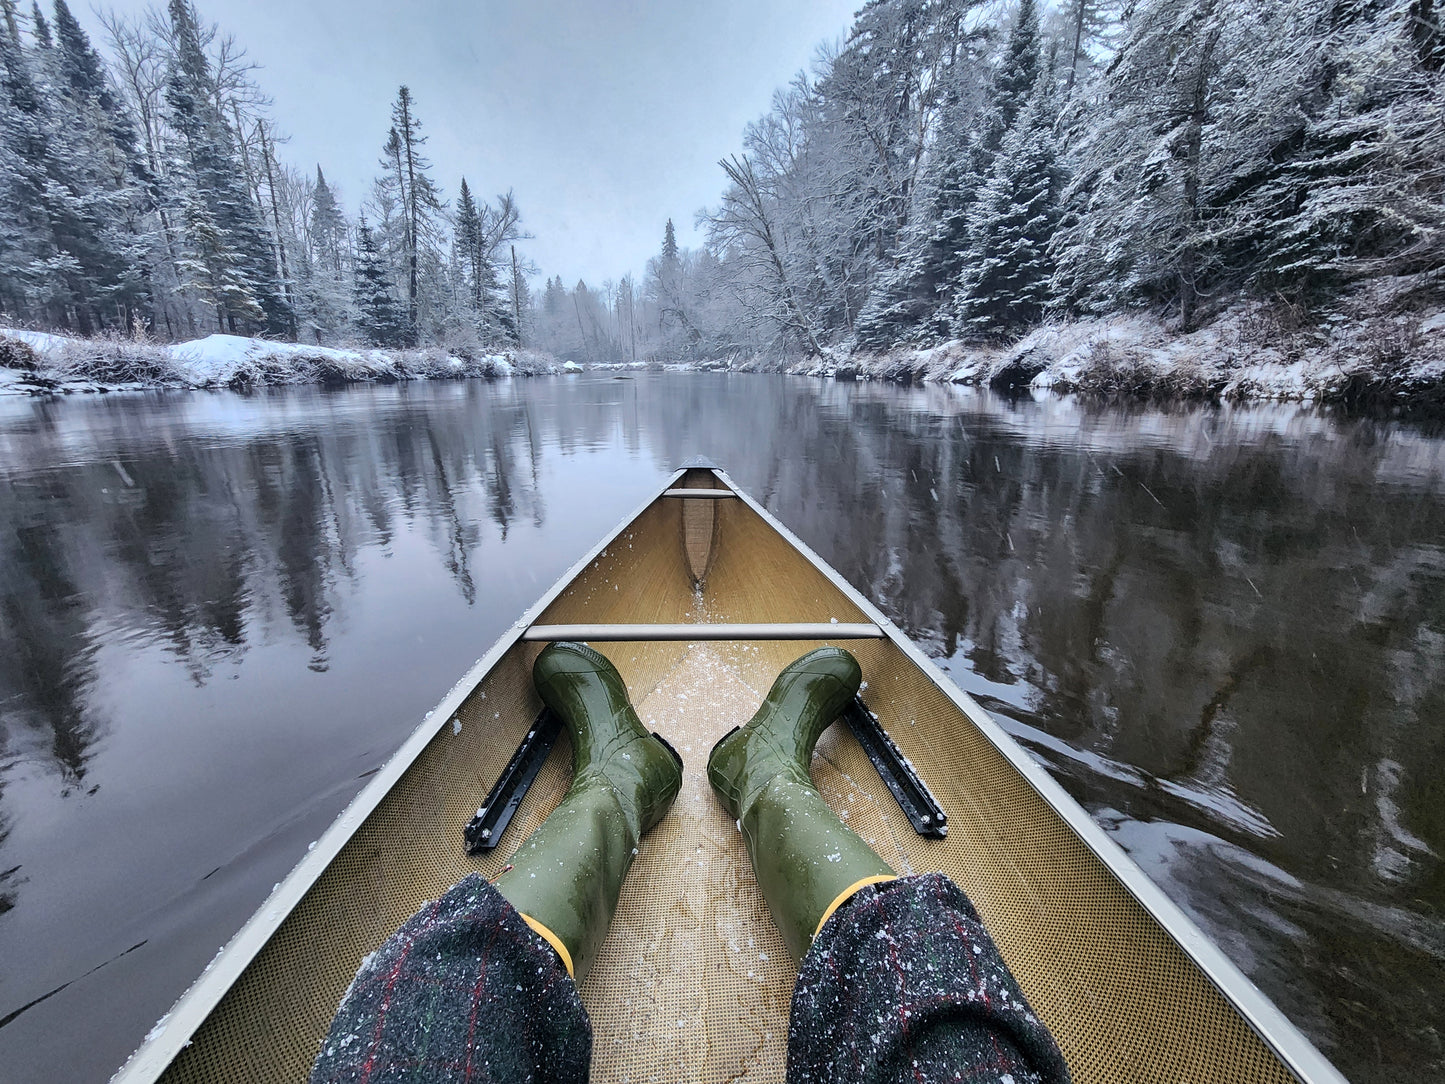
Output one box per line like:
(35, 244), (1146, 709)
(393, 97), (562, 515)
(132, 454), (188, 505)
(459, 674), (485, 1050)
(678, 455), (724, 470)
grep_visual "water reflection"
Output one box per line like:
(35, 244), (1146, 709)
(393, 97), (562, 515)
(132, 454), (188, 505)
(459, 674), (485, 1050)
(0, 377), (1441, 1082)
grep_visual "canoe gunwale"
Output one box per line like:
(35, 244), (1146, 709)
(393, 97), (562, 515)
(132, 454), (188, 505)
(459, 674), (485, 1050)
(713, 469), (1348, 1084)
(110, 468), (690, 1084)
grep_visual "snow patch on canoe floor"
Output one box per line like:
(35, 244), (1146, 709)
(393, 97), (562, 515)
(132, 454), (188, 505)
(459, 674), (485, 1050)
(0, 328), (566, 395)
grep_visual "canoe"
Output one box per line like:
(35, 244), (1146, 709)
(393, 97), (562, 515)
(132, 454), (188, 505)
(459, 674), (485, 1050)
(113, 461), (1346, 1084)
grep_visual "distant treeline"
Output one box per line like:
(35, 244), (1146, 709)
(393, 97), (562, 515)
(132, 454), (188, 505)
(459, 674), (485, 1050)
(0, 0), (526, 353)
(542, 0), (1443, 365)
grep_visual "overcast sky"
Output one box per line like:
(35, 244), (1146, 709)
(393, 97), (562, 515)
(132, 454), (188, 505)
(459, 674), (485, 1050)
(78, 0), (862, 288)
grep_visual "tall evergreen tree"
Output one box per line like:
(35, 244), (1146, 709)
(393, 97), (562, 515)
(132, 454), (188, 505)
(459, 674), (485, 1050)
(300, 164), (350, 339)
(163, 0), (289, 335)
(51, 0), (151, 324)
(376, 85), (444, 342)
(0, 6), (141, 332)
(453, 176), (493, 330)
(852, 49), (994, 348)
(661, 218), (679, 268)
(950, 79), (1064, 335)
(309, 165), (347, 274)
(1048, 0), (1223, 327)
(353, 217), (406, 346)
(0, 14), (55, 321)
(28, 2), (48, 48)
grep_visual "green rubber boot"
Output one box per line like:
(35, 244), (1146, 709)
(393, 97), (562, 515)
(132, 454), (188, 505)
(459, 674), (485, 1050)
(707, 647), (895, 962)
(495, 642), (682, 983)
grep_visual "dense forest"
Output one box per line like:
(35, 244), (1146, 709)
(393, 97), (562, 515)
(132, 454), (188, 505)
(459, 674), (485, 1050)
(2, 0), (1443, 367)
(0, 0), (527, 354)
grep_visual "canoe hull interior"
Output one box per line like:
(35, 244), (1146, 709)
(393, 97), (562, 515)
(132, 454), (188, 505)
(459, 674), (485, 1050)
(149, 469), (1313, 1084)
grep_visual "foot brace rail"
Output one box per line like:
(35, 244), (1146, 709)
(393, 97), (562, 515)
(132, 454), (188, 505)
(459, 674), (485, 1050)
(845, 698), (948, 838)
(464, 708), (564, 854)
(463, 696), (947, 855)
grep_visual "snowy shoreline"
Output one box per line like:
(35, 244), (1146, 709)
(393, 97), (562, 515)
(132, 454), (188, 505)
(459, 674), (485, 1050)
(5, 304), (1444, 411)
(748, 304), (1445, 410)
(0, 329), (567, 396)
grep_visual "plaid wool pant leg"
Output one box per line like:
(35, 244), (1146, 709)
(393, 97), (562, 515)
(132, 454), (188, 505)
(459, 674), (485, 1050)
(309, 874), (589, 1084)
(787, 872), (1071, 1084)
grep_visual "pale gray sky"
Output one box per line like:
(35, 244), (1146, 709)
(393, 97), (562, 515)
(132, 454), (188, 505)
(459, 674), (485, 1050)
(79, 0), (862, 287)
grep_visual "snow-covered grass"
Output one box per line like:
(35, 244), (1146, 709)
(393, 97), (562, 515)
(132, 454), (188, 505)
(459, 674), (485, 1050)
(0, 329), (565, 395)
(779, 300), (1445, 409)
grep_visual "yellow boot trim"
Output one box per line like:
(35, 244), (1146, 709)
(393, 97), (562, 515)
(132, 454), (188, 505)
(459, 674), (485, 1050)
(519, 912), (575, 980)
(814, 875), (898, 940)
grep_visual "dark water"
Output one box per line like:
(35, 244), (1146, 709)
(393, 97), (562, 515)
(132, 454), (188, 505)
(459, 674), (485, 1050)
(0, 376), (1441, 1083)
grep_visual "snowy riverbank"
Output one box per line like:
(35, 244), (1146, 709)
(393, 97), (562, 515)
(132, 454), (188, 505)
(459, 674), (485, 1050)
(0, 329), (562, 395)
(765, 303), (1445, 409)
(6, 302), (1444, 409)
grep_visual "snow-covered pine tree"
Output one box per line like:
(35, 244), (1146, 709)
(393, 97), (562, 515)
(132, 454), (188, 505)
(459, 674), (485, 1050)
(174, 186), (264, 329)
(949, 74), (1064, 336)
(508, 246), (530, 347)
(309, 166), (346, 274)
(648, 217), (699, 354)
(0, 10), (55, 323)
(163, 0), (289, 336)
(50, 0), (152, 327)
(1236, 0), (1445, 300)
(1048, 0), (1224, 328)
(28, 1), (47, 47)
(986, 0), (1044, 150)
(661, 218), (680, 268)
(852, 38), (994, 349)
(375, 86), (446, 344)
(0, 4), (141, 333)
(353, 217), (407, 347)
(301, 164), (350, 339)
(454, 176), (499, 339)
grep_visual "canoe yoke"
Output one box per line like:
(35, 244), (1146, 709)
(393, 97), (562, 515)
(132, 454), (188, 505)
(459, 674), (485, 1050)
(463, 694), (947, 854)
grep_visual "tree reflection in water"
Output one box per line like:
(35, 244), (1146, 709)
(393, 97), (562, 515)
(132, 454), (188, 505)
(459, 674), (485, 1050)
(0, 376), (1440, 1083)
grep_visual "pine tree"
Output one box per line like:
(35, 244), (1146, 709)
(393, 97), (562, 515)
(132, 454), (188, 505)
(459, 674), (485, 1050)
(353, 217), (406, 347)
(0, 15), (55, 321)
(950, 81), (1064, 335)
(661, 218), (679, 268)
(454, 176), (495, 332)
(164, 0), (289, 336)
(29, 2), (48, 48)
(376, 85), (445, 342)
(51, 0), (151, 325)
(1047, 0), (1223, 327)
(988, 0), (1044, 150)
(301, 164), (350, 339)
(852, 56), (993, 348)
(1235, 0), (1445, 299)
(853, 0), (1046, 348)
(175, 187), (263, 330)
(0, 5), (142, 332)
(309, 166), (347, 274)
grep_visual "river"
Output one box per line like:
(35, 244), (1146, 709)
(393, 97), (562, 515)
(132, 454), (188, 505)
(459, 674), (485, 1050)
(0, 374), (1441, 1082)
